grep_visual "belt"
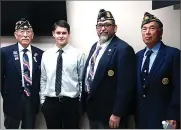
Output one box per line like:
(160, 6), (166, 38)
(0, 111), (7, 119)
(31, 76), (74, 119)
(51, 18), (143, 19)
(45, 96), (79, 102)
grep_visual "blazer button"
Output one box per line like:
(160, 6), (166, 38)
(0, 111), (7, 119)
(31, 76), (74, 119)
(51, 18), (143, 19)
(143, 95), (146, 98)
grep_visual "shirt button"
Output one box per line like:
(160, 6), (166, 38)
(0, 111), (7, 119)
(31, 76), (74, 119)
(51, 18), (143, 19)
(143, 95), (146, 98)
(143, 85), (145, 88)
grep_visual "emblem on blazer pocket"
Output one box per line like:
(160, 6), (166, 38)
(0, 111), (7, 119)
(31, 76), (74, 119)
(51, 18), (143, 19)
(162, 78), (169, 85)
(108, 70), (114, 76)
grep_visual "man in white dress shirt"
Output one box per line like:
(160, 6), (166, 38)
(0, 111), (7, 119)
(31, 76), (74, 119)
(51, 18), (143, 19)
(40, 20), (85, 129)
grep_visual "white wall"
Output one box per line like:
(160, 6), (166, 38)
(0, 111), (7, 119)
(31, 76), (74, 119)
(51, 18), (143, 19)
(1, 1), (180, 129)
(66, 1), (180, 54)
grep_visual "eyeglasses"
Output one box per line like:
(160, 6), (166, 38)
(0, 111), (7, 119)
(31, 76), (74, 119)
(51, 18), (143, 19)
(16, 29), (33, 35)
(96, 23), (114, 29)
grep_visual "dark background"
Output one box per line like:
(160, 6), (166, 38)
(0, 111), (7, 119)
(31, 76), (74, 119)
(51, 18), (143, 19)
(152, 0), (180, 10)
(1, 1), (180, 36)
(1, 1), (67, 36)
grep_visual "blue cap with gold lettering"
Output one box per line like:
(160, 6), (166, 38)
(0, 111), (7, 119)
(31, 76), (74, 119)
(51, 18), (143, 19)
(15, 18), (32, 31)
(141, 12), (163, 28)
(97, 9), (115, 22)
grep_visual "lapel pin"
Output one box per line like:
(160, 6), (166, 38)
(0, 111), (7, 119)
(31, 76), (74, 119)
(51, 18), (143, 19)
(15, 57), (19, 60)
(33, 57), (37, 62)
(34, 53), (38, 57)
(13, 51), (19, 60)
(33, 53), (38, 62)
(13, 51), (18, 55)
(108, 49), (112, 55)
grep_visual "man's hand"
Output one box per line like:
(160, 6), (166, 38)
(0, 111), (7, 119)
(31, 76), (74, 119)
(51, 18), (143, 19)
(167, 120), (177, 129)
(109, 114), (121, 128)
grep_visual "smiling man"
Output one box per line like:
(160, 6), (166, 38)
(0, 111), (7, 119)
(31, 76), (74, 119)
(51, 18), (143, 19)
(135, 12), (180, 129)
(1, 18), (43, 129)
(40, 20), (85, 129)
(81, 9), (136, 129)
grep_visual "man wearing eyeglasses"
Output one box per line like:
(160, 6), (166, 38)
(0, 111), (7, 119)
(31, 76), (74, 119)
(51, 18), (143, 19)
(1, 18), (43, 129)
(81, 9), (136, 129)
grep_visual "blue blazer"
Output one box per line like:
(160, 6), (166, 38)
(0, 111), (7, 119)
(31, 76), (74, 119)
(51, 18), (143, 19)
(81, 36), (136, 124)
(1, 43), (43, 119)
(135, 42), (180, 129)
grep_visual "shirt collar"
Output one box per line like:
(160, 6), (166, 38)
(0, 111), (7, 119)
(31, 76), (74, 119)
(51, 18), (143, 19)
(144, 41), (161, 56)
(18, 43), (32, 53)
(54, 43), (71, 54)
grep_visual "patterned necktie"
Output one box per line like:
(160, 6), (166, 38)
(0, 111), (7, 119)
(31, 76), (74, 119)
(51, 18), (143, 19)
(142, 49), (153, 84)
(23, 49), (32, 97)
(85, 46), (102, 93)
(55, 49), (63, 96)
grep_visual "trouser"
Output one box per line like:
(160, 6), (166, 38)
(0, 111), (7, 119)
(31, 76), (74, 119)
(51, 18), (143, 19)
(4, 93), (36, 129)
(41, 96), (81, 129)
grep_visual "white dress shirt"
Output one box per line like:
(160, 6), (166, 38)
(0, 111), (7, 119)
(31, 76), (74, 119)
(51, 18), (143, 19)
(40, 44), (85, 104)
(85, 37), (113, 81)
(18, 43), (33, 87)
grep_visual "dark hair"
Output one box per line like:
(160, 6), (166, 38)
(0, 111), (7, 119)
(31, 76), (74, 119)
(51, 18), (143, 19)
(52, 20), (70, 33)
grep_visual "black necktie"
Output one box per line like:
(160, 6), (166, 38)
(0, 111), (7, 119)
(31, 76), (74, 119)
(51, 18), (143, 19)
(23, 49), (32, 96)
(55, 49), (63, 96)
(142, 49), (153, 84)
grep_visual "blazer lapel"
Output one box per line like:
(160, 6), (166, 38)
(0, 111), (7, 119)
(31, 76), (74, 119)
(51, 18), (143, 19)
(31, 47), (39, 78)
(12, 43), (21, 76)
(90, 37), (117, 94)
(137, 49), (145, 93)
(148, 42), (166, 78)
